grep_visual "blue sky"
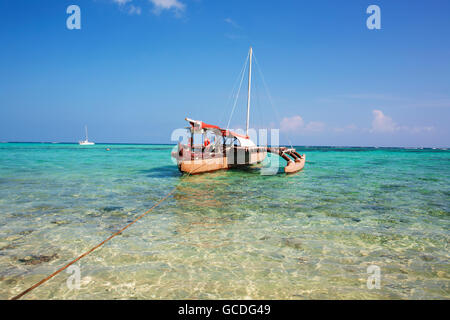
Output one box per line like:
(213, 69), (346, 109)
(0, 0), (449, 147)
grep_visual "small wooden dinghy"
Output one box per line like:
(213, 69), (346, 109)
(267, 147), (306, 173)
(172, 47), (305, 175)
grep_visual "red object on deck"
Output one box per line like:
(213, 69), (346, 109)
(200, 122), (221, 130)
(187, 118), (250, 139)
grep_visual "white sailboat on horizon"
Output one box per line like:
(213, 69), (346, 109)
(79, 125), (95, 145)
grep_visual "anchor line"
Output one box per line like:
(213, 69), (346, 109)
(11, 164), (206, 300)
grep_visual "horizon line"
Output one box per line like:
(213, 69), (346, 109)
(1, 141), (448, 149)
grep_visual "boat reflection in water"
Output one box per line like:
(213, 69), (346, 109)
(171, 172), (256, 249)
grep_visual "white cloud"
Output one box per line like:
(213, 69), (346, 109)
(280, 115), (325, 134)
(128, 4), (142, 15)
(111, 0), (185, 16)
(371, 109), (397, 133)
(111, 0), (141, 15)
(149, 0), (185, 15)
(281, 115), (304, 131)
(224, 18), (246, 40)
(279, 110), (435, 137)
(277, 111), (434, 137)
(224, 18), (240, 28)
(409, 126), (435, 133)
(370, 109), (435, 134)
(113, 0), (132, 4)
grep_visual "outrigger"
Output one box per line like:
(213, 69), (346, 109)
(172, 47), (305, 175)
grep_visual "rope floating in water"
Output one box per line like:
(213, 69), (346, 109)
(11, 165), (204, 300)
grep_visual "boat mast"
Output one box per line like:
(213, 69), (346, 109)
(85, 125), (88, 141)
(246, 46), (252, 137)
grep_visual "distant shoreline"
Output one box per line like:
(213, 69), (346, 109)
(0, 141), (448, 149)
(0, 141), (176, 146)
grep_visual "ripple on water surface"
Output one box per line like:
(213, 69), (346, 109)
(0, 144), (449, 299)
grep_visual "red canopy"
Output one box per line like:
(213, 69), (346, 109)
(186, 118), (249, 139)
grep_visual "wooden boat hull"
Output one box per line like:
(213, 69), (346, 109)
(180, 157), (228, 174)
(176, 149), (305, 174)
(178, 148), (267, 174)
(174, 142), (305, 175)
(284, 154), (306, 173)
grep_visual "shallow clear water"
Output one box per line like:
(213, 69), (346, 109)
(0, 143), (448, 299)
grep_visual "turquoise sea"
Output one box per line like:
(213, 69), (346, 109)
(0, 143), (448, 299)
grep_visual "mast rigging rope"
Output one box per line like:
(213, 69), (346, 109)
(219, 51), (249, 129)
(226, 51), (249, 131)
(253, 54), (294, 149)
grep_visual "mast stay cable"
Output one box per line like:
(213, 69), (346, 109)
(253, 54), (294, 149)
(218, 51), (250, 129)
(226, 51), (249, 131)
